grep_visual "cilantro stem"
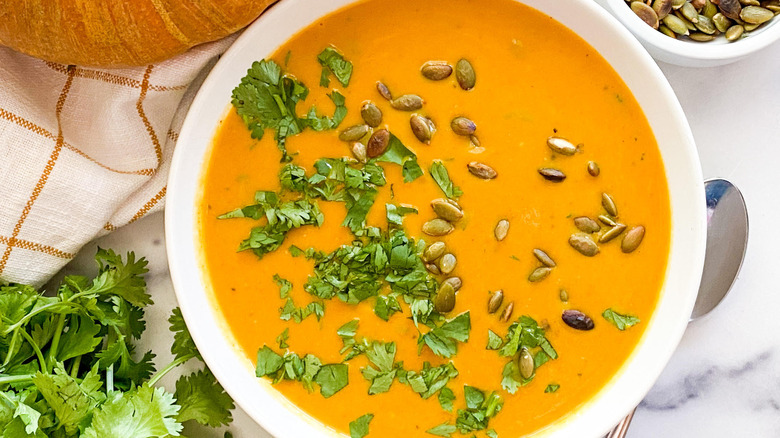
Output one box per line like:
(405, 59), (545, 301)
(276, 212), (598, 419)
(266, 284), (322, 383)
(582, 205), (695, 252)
(70, 355), (82, 378)
(0, 374), (34, 385)
(2, 301), (80, 335)
(17, 328), (46, 373)
(106, 364), (114, 393)
(147, 353), (195, 386)
(0, 330), (19, 369)
(46, 314), (67, 373)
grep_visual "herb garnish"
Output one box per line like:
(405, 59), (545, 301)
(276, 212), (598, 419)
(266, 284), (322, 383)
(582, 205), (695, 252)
(349, 413), (374, 438)
(318, 47), (353, 88)
(398, 361), (459, 399)
(386, 203), (418, 226)
(492, 316), (557, 394)
(361, 341), (402, 394)
(418, 312), (471, 358)
(602, 309), (640, 330)
(274, 274), (325, 323)
(428, 386), (503, 436)
(545, 383), (560, 393)
(430, 160), (463, 198)
(377, 134), (424, 183)
(255, 345), (348, 398)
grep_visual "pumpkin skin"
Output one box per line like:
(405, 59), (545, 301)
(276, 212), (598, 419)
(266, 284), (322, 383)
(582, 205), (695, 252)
(0, 0), (275, 67)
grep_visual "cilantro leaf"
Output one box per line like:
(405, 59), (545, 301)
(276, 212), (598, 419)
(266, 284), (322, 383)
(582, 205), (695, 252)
(399, 362), (459, 400)
(374, 294), (402, 321)
(279, 298), (325, 323)
(349, 413), (374, 438)
(55, 315), (102, 362)
(82, 384), (182, 438)
(273, 274), (293, 298)
(494, 315), (557, 394)
(486, 330), (502, 350)
(276, 328), (290, 349)
(386, 203), (418, 226)
(361, 342), (399, 394)
(174, 369), (235, 427)
(455, 387), (503, 433)
(169, 307), (201, 361)
(255, 346), (285, 377)
(438, 387), (455, 412)
(427, 423), (457, 437)
(315, 364), (349, 398)
(318, 47), (353, 88)
(602, 308), (640, 330)
(31, 365), (105, 435)
(429, 161), (463, 198)
(376, 134), (423, 182)
(87, 248), (151, 307)
(418, 312), (471, 358)
(545, 384), (560, 393)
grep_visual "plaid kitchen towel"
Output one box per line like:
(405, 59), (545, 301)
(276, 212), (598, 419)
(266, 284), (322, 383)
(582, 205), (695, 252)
(0, 36), (235, 286)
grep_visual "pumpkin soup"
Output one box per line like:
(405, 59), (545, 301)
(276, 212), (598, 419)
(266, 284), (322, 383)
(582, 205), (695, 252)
(199, 0), (671, 436)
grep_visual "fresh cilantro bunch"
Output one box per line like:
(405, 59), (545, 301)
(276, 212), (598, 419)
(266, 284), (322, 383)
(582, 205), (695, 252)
(0, 249), (233, 437)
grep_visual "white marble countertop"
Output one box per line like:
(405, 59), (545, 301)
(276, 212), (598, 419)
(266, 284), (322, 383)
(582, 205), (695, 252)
(56, 36), (780, 438)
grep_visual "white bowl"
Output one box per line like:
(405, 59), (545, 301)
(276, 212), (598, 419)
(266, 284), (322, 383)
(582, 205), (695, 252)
(600, 0), (780, 67)
(165, 0), (707, 436)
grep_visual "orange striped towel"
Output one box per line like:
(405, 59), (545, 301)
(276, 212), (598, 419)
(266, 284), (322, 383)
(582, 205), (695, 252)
(0, 36), (235, 286)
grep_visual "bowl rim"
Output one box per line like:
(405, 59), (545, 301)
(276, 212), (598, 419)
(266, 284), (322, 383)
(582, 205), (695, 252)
(165, 0), (707, 437)
(603, 0), (780, 61)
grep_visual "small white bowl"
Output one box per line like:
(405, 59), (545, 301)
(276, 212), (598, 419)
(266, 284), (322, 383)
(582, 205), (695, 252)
(166, 0), (706, 437)
(601, 0), (780, 67)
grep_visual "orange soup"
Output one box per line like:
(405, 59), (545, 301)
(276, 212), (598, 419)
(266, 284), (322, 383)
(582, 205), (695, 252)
(199, 0), (671, 436)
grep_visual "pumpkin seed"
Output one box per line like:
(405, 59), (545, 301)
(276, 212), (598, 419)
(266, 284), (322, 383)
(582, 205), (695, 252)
(569, 233), (600, 257)
(681, 1), (700, 21)
(574, 216), (601, 233)
(439, 253), (457, 275)
(546, 137), (578, 155)
(538, 168), (566, 182)
(431, 198), (464, 222)
(659, 23), (678, 37)
(361, 101), (383, 127)
(528, 266), (552, 283)
(621, 225), (646, 253)
(653, 0), (674, 18)
(599, 223), (627, 243)
(494, 219), (510, 241)
(740, 5), (774, 22)
(672, 0), (686, 8)
(421, 61), (453, 80)
(559, 289), (569, 303)
(376, 81), (393, 101)
(426, 263), (441, 275)
(599, 215), (617, 227)
(434, 282), (456, 313)
(719, 0), (743, 18)
(443, 277), (463, 292)
(422, 219), (454, 236)
(500, 302), (515, 322)
(533, 249), (556, 267)
(713, 12), (733, 31)
(632, 1), (661, 28)
(488, 290), (504, 314)
(703, 0), (718, 18)
(692, 0), (706, 8)
(410, 114), (435, 144)
(587, 161), (600, 177)
(455, 58), (476, 90)
(688, 31), (716, 40)
(674, 10), (697, 29)
(519, 348), (535, 379)
(451, 117), (477, 136)
(726, 23), (745, 39)
(562, 309), (595, 331)
(366, 129), (390, 158)
(424, 241), (447, 262)
(695, 14), (717, 33)
(765, 1), (780, 13)
(601, 193), (619, 217)
(743, 22), (761, 29)
(351, 142), (367, 163)
(470, 134), (481, 148)
(467, 162), (498, 179)
(390, 94), (424, 111)
(339, 124), (370, 142)
(663, 13), (692, 34)
(742, 0), (761, 6)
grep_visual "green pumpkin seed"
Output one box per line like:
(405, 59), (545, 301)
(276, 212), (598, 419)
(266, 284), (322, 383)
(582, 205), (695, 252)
(470, 134), (481, 148)
(467, 162), (498, 179)
(431, 198), (464, 222)
(538, 168), (566, 182)
(569, 233), (600, 257)
(621, 225), (646, 253)
(366, 129), (390, 158)
(421, 61), (453, 80)
(559, 289), (569, 303)
(587, 161), (600, 177)
(653, 0), (673, 19)
(599, 223), (627, 243)
(713, 12), (733, 31)
(410, 114), (435, 144)
(528, 266), (552, 283)
(426, 263), (441, 275)
(703, 0), (718, 18)
(741, 5), (774, 21)
(455, 58), (476, 90)
(500, 301), (515, 322)
(546, 137), (578, 155)
(674, 10), (698, 29)
(574, 216), (601, 233)
(688, 31), (716, 40)
(422, 219), (454, 236)
(434, 282), (456, 313)
(743, 22), (761, 29)
(443, 277), (463, 292)
(361, 101), (383, 128)
(519, 348), (535, 379)
(765, 2), (780, 13)
(719, 0), (743, 19)
(601, 193), (619, 217)
(451, 117), (477, 136)
(376, 81), (393, 101)
(632, 1), (661, 28)
(488, 290), (504, 314)
(659, 24), (678, 37)
(726, 24), (746, 39)
(695, 14), (717, 33)
(494, 219), (510, 241)
(424, 241), (447, 262)
(351, 142), (367, 163)
(681, 2), (700, 21)
(533, 249), (556, 267)
(663, 13), (692, 34)
(439, 253), (457, 274)
(599, 215), (617, 227)
(339, 124), (370, 142)
(742, 0), (761, 6)
(390, 94), (424, 111)
(672, 0), (686, 8)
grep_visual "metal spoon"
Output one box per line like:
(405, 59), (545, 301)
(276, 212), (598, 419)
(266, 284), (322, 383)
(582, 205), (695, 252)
(606, 178), (749, 438)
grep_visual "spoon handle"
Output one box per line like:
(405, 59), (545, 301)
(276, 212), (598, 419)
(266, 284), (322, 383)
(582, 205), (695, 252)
(605, 408), (636, 438)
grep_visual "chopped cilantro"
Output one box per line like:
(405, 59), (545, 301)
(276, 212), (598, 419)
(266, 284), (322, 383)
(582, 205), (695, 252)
(494, 316), (557, 394)
(273, 274), (293, 298)
(456, 386), (503, 433)
(602, 308), (640, 330)
(486, 330), (502, 350)
(279, 298), (325, 323)
(438, 387), (456, 412)
(418, 312), (471, 358)
(276, 328), (289, 349)
(349, 413), (374, 438)
(376, 134), (424, 182)
(430, 160), (463, 198)
(318, 47), (353, 88)
(545, 384), (560, 393)
(386, 203), (418, 226)
(255, 345), (347, 398)
(427, 423), (458, 437)
(361, 341), (400, 394)
(315, 364), (350, 398)
(338, 320), (370, 360)
(374, 294), (402, 321)
(398, 362), (459, 399)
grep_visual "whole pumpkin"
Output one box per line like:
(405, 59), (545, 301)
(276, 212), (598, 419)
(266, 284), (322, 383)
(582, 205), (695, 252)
(0, 0), (276, 67)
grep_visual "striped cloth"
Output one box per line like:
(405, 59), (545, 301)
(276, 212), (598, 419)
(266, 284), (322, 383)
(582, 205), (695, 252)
(0, 36), (235, 286)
